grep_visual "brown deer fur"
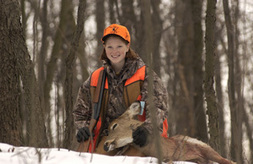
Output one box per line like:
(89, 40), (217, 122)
(103, 102), (236, 164)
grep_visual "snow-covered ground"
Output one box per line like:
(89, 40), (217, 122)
(0, 143), (196, 164)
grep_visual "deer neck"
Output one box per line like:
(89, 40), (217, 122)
(132, 133), (163, 158)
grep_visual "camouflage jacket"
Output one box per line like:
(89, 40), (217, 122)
(73, 56), (168, 136)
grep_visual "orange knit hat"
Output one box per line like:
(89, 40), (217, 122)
(102, 24), (130, 43)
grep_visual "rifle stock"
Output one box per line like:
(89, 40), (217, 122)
(76, 118), (97, 152)
(76, 70), (106, 152)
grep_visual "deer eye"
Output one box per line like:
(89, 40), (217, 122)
(111, 123), (118, 130)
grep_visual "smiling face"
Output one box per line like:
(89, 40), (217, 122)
(104, 36), (130, 72)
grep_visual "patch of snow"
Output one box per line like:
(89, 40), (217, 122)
(0, 143), (196, 164)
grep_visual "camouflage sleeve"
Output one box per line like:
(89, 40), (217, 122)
(141, 67), (169, 133)
(73, 77), (92, 130)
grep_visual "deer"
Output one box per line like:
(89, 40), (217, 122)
(103, 102), (236, 164)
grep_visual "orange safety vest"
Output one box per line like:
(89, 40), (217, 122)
(88, 65), (168, 152)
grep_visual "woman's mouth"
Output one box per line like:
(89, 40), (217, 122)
(111, 55), (120, 58)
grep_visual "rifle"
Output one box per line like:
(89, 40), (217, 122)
(77, 69), (106, 152)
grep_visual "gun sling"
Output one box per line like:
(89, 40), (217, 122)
(77, 69), (106, 152)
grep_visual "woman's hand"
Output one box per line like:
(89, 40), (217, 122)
(132, 126), (148, 147)
(76, 127), (91, 143)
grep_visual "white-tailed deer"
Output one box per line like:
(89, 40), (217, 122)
(103, 102), (236, 164)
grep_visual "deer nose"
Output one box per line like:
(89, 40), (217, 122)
(104, 140), (115, 152)
(104, 142), (109, 152)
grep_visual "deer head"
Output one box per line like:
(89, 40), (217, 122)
(103, 102), (144, 152)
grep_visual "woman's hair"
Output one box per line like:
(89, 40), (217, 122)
(100, 35), (138, 60)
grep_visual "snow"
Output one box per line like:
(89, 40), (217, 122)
(0, 143), (197, 164)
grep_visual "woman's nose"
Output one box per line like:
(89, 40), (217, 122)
(110, 48), (118, 54)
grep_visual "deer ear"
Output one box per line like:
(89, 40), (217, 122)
(128, 102), (141, 118)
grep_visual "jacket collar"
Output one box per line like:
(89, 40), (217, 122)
(102, 56), (145, 82)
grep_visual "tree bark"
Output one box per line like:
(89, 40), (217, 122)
(120, 0), (138, 51)
(214, 45), (226, 156)
(43, 0), (74, 146)
(223, 0), (242, 162)
(141, 0), (162, 163)
(233, 0), (243, 162)
(191, 0), (208, 142)
(175, 0), (195, 137)
(108, 0), (116, 24)
(95, 0), (105, 66)
(0, 0), (22, 145)
(63, 0), (86, 150)
(242, 106), (253, 163)
(205, 0), (220, 152)
(37, 0), (48, 145)
(150, 0), (162, 76)
(136, 1), (147, 62)
(0, 0), (48, 147)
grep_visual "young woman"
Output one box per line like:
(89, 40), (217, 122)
(73, 24), (168, 152)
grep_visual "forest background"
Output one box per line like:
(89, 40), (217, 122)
(0, 0), (252, 164)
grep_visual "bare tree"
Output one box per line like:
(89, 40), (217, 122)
(191, 0), (208, 142)
(141, 1), (163, 163)
(63, 0), (86, 150)
(136, 1), (147, 62)
(205, 0), (220, 152)
(43, 0), (74, 146)
(95, 0), (105, 66)
(174, 0), (196, 137)
(0, 0), (48, 147)
(233, 0), (244, 162)
(118, 0), (138, 53)
(161, 1), (177, 136)
(38, 0), (49, 143)
(0, 0), (22, 146)
(108, 0), (116, 24)
(223, 0), (243, 163)
(214, 25), (227, 156)
(150, 0), (163, 76)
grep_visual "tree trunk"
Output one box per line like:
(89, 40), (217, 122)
(0, 0), (48, 147)
(120, 0), (138, 52)
(0, 0), (22, 145)
(63, 0), (86, 150)
(20, 0), (27, 38)
(214, 45), (226, 156)
(150, 0), (162, 76)
(77, 32), (89, 82)
(191, 0), (208, 142)
(205, 0), (220, 152)
(162, 2), (177, 135)
(108, 0), (116, 24)
(136, 1), (147, 62)
(121, 0), (135, 32)
(223, 0), (242, 163)
(175, 0), (195, 137)
(141, 1), (162, 164)
(242, 106), (253, 163)
(95, 0), (105, 66)
(37, 0), (48, 145)
(44, 0), (73, 146)
(233, 0), (243, 162)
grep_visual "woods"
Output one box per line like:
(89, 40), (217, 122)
(0, 0), (252, 163)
